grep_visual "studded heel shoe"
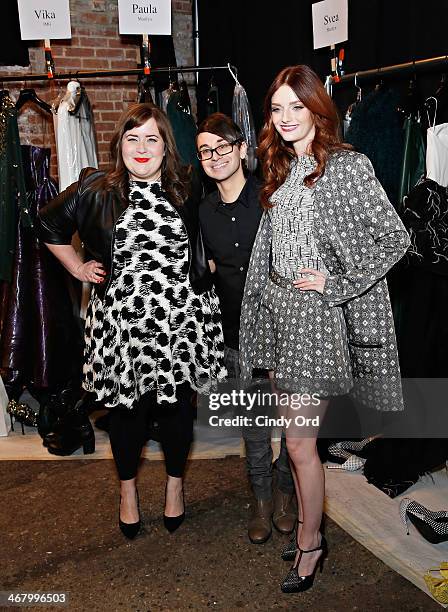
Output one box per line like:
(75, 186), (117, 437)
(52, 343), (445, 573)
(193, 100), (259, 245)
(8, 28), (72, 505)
(400, 498), (448, 544)
(281, 521), (303, 561)
(281, 535), (328, 593)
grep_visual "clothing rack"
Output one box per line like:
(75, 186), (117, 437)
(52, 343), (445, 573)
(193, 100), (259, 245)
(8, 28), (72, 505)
(0, 64), (237, 83)
(332, 54), (448, 84)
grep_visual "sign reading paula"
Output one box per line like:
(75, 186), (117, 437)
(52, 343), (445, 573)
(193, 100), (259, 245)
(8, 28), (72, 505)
(118, 0), (171, 35)
(17, 0), (72, 40)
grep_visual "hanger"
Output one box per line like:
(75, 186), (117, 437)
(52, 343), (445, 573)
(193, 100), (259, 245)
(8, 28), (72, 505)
(345, 73), (361, 122)
(354, 73), (362, 102)
(398, 73), (420, 119)
(206, 73), (220, 114)
(425, 96), (438, 129)
(423, 70), (448, 118)
(167, 66), (179, 94)
(178, 73), (192, 113)
(227, 63), (240, 86)
(68, 79), (85, 116)
(15, 88), (52, 114)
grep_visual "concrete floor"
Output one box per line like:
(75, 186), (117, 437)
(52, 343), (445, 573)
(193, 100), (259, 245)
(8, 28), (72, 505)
(0, 457), (440, 612)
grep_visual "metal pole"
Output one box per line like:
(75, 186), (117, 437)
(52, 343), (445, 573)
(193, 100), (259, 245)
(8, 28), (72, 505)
(0, 65), (237, 83)
(333, 54), (448, 84)
(193, 0), (200, 85)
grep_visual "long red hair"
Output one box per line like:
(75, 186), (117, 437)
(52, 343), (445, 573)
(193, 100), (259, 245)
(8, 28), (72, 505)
(258, 65), (351, 209)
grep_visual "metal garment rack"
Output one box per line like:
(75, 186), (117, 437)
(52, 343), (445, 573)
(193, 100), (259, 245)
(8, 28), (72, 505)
(0, 64), (237, 83)
(332, 54), (448, 84)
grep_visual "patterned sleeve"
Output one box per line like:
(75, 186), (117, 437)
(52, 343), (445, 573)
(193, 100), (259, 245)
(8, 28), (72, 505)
(322, 154), (410, 306)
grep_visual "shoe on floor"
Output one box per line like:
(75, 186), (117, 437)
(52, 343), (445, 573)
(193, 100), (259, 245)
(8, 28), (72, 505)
(248, 498), (273, 544)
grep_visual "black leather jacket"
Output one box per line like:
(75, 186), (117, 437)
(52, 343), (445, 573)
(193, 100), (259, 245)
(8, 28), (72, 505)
(37, 168), (213, 299)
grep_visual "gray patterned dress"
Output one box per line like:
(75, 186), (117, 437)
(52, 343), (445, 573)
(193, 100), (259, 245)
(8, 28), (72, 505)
(251, 155), (353, 396)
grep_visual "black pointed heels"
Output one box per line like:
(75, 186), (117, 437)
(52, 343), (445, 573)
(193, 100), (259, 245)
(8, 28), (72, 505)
(119, 489), (141, 540)
(281, 535), (328, 593)
(163, 485), (185, 533)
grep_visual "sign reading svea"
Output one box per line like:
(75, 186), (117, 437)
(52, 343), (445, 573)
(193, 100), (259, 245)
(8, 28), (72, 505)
(312, 0), (348, 49)
(17, 0), (71, 40)
(118, 0), (171, 35)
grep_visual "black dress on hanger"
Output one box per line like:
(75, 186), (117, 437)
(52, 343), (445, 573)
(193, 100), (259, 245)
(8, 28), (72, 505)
(0, 146), (81, 398)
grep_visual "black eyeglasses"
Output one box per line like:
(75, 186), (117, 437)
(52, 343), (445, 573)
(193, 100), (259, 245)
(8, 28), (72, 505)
(197, 139), (242, 161)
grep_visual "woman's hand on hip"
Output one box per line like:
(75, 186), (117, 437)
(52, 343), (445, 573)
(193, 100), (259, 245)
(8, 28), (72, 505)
(293, 268), (327, 294)
(74, 260), (107, 284)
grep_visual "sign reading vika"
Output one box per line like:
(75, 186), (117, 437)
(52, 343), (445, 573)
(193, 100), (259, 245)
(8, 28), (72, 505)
(118, 0), (171, 35)
(17, 0), (71, 40)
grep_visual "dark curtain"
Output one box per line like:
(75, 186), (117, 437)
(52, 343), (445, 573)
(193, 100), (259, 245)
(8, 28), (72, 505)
(197, 0), (448, 128)
(0, 0), (29, 67)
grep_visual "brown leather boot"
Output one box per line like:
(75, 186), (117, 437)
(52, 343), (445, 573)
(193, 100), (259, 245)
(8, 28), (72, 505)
(248, 498), (273, 544)
(272, 489), (297, 535)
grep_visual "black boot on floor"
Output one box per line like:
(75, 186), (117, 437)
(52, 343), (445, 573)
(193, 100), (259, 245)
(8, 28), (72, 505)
(44, 393), (95, 456)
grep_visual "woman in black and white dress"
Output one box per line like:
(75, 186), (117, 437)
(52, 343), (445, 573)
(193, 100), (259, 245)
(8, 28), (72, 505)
(38, 103), (226, 538)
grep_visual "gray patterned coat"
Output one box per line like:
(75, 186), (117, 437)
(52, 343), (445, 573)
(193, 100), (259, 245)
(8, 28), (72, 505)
(239, 150), (411, 411)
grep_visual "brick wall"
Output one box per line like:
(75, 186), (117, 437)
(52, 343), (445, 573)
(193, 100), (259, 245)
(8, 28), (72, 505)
(2, 0), (194, 180)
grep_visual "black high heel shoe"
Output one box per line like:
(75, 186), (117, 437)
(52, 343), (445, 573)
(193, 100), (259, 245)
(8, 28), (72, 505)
(163, 485), (185, 533)
(119, 489), (141, 540)
(281, 520), (303, 561)
(400, 498), (448, 544)
(281, 535), (327, 593)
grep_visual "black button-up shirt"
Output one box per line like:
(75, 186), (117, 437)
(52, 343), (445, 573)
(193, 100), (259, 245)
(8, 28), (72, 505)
(199, 175), (262, 350)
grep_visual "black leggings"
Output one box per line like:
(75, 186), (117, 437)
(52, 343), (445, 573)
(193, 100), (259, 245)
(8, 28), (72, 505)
(109, 383), (194, 481)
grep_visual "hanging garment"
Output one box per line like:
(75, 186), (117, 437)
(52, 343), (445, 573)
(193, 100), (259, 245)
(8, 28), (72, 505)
(53, 82), (99, 318)
(346, 88), (404, 208)
(166, 90), (200, 168)
(391, 179), (448, 377)
(426, 123), (448, 188)
(397, 116), (426, 204)
(0, 92), (31, 282)
(343, 88), (362, 138)
(362, 438), (448, 498)
(53, 81), (98, 191)
(206, 78), (220, 116)
(0, 146), (81, 392)
(401, 178), (448, 273)
(232, 82), (257, 172)
(138, 75), (154, 104)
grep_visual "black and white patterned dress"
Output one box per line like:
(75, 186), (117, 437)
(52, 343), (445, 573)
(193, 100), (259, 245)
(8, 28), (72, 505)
(83, 180), (226, 409)
(251, 156), (353, 396)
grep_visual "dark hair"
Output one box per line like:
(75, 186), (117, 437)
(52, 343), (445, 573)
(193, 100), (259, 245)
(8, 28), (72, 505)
(258, 65), (351, 209)
(103, 102), (189, 206)
(197, 112), (244, 144)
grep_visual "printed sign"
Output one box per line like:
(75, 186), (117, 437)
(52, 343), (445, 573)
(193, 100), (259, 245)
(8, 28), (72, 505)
(17, 0), (71, 40)
(312, 0), (348, 49)
(118, 0), (171, 35)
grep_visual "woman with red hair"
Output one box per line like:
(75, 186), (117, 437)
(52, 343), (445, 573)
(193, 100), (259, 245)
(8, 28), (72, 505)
(239, 65), (409, 593)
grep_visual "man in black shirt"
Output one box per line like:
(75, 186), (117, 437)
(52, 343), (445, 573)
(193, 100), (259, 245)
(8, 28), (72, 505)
(197, 114), (296, 544)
